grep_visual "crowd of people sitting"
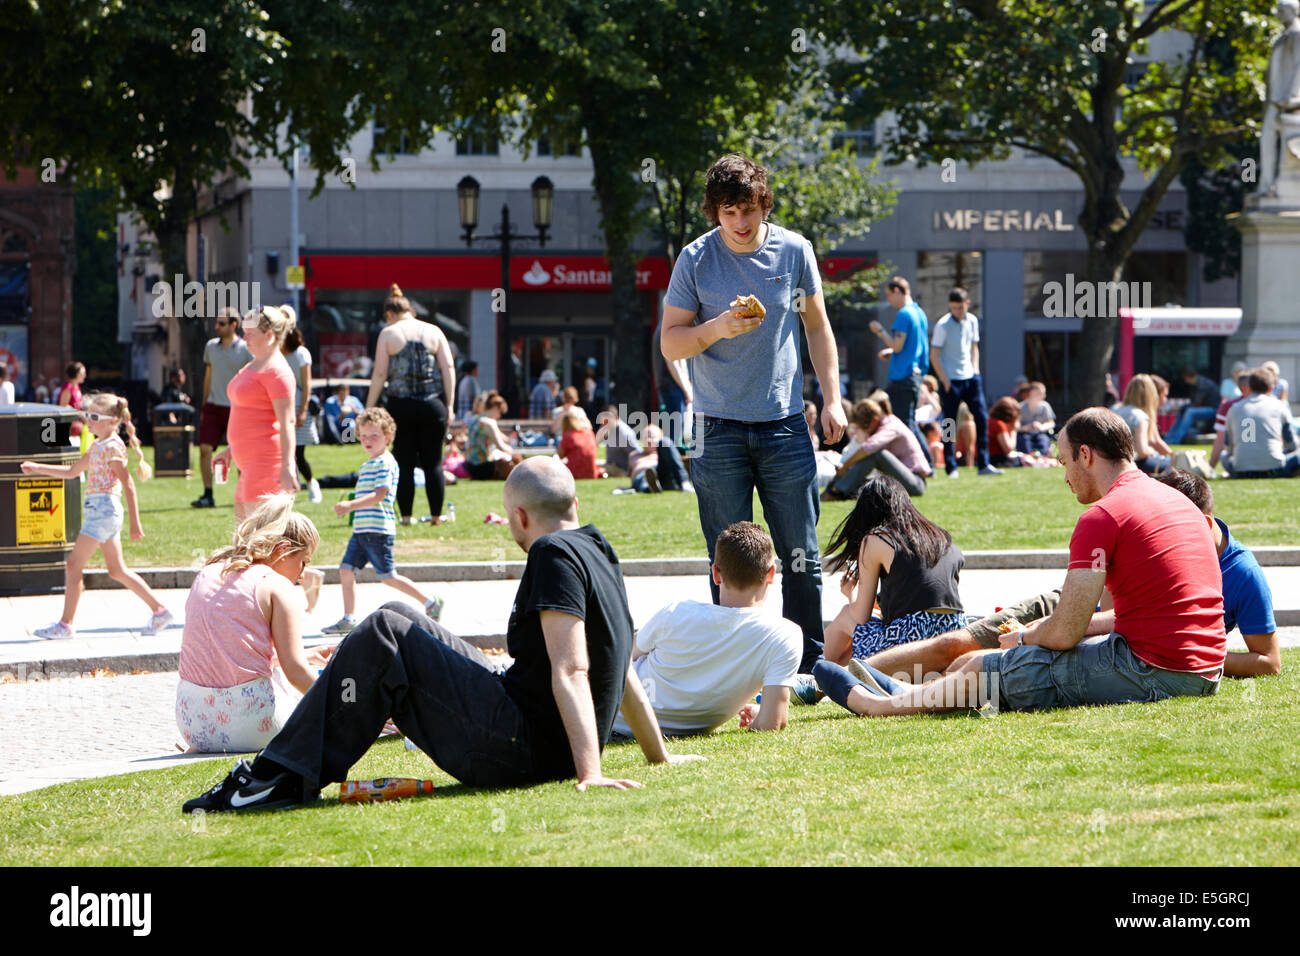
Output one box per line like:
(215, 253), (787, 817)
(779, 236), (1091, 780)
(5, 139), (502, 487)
(182, 401), (1281, 812)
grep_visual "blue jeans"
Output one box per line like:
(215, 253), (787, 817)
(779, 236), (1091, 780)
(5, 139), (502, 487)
(659, 382), (687, 425)
(1226, 452), (1300, 478)
(981, 633), (1219, 712)
(1164, 405), (1216, 444)
(1017, 431), (1051, 456)
(691, 412), (823, 671)
(829, 448), (926, 497)
(940, 375), (990, 471)
(885, 373), (934, 468)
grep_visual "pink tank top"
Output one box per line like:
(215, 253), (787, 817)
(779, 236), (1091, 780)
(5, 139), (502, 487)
(179, 562), (278, 687)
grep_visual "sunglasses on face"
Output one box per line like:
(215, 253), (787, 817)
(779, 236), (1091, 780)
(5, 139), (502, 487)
(83, 412), (118, 423)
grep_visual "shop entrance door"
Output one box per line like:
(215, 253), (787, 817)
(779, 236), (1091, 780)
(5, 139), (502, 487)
(515, 330), (610, 417)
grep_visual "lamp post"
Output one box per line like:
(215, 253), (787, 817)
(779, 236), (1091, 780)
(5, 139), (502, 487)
(458, 175), (553, 412)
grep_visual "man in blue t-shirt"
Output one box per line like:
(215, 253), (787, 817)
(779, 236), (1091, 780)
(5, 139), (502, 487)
(1155, 470), (1279, 677)
(869, 276), (932, 465)
(661, 154), (847, 671)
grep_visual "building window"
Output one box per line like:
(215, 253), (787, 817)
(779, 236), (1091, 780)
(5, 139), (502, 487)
(537, 135), (580, 157)
(832, 128), (876, 153)
(915, 251), (983, 322)
(455, 123), (500, 156)
(373, 120), (417, 156)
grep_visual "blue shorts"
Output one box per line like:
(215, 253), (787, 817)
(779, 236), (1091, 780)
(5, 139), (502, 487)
(981, 633), (1220, 712)
(340, 532), (396, 580)
(80, 493), (123, 543)
(852, 609), (967, 660)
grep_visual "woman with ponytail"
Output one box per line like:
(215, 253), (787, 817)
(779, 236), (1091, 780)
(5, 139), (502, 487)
(176, 494), (329, 752)
(213, 304), (300, 522)
(21, 391), (171, 639)
(366, 284), (455, 525)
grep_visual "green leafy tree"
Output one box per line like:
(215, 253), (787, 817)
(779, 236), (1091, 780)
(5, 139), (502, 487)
(2, 1), (366, 387)
(827, 0), (1276, 411)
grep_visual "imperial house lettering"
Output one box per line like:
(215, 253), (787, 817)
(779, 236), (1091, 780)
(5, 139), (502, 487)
(933, 209), (1075, 232)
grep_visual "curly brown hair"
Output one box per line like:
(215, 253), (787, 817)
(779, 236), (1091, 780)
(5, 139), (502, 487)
(702, 154), (774, 226)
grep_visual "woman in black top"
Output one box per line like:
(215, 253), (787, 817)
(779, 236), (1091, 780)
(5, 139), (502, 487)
(821, 475), (966, 664)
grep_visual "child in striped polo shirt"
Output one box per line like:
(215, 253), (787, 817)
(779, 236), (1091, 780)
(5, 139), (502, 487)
(323, 408), (444, 635)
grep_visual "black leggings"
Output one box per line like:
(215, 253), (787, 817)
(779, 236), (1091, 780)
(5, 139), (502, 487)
(387, 394), (448, 520)
(295, 445), (313, 481)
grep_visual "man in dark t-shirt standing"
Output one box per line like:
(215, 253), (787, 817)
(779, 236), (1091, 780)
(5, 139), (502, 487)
(184, 458), (699, 813)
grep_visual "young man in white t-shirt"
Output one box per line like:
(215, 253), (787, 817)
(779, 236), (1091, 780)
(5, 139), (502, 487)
(612, 521), (801, 737)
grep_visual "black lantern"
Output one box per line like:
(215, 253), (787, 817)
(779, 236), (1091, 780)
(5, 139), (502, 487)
(457, 175), (480, 239)
(531, 175), (554, 239)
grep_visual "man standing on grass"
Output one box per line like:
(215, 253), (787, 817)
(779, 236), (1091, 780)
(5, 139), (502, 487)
(868, 276), (933, 466)
(661, 153), (847, 673)
(191, 306), (251, 509)
(813, 408), (1225, 716)
(184, 457), (701, 812)
(931, 287), (999, 477)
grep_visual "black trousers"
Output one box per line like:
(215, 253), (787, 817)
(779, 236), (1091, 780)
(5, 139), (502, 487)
(387, 395), (448, 520)
(261, 603), (558, 794)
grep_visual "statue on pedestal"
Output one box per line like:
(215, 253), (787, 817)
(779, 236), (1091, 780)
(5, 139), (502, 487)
(1261, 0), (1300, 200)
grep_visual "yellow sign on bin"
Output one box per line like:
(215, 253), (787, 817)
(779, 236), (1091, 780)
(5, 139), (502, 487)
(16, 478), (65, 545)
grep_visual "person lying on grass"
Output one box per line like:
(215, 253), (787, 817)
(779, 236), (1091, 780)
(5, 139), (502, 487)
(813, 408), (1226, 716)
(852, 468), (1279, 686)
(184, 457), (702, 813)
(609, 521), (800, 739)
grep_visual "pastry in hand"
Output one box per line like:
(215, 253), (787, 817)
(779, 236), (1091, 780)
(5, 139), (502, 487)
(730, 294), (766, 319)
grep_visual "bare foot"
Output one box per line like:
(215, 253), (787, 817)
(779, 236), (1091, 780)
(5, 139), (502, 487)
(301, 567), (323, 613)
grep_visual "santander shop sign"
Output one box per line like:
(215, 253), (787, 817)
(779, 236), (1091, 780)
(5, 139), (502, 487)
(510, 256), (667, 291)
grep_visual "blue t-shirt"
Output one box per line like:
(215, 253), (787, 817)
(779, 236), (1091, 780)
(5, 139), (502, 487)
(664, 223), (821, 422)
(888, 302), (930, 381)
(1217, 518), (1275, 636)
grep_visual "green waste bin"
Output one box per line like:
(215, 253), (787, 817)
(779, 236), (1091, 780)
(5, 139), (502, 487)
(0, 402), (83, 596)
(152, 402), (195, 478)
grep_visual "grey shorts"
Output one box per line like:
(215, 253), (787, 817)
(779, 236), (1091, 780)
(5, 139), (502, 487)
(980, 632), (1220, 712)
(969, 590), (1062, 649)
(80, 493), (123, 543)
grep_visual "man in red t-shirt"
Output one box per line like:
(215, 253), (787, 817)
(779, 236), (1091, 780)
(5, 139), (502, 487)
(812, 407), (1225, 715)
(1209, 369), (1251, 472)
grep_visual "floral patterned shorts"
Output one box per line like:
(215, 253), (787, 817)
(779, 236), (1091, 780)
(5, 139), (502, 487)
(175, 673), (300, 753)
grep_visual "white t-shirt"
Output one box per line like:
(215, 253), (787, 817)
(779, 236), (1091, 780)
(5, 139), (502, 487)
(612, 600), (802, 736)
(0, 381), (14, 405)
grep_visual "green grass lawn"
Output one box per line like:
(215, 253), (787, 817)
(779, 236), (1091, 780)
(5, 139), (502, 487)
(2, 653), (1297, 865)
(83, 444), (1300, 570)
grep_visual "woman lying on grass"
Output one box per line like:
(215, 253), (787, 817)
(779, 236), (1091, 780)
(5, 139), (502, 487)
(820, 475), (966, 665)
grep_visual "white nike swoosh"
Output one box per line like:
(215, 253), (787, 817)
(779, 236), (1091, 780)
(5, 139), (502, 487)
(229, 788), (272, 808)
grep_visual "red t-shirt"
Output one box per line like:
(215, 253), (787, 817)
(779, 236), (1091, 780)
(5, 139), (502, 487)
(560, 428), (599, 480)
(1067, 469), (1225, 673)
(1213, 395), (1242, 434)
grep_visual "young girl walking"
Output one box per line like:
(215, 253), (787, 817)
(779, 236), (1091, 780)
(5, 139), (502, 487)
(22, 392), (173, 639)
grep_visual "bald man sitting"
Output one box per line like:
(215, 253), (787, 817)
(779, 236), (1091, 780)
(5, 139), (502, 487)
(185, 457), (699, 813)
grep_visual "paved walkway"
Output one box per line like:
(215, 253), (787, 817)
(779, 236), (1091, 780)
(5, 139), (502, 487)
(3, 567), (1299, 796)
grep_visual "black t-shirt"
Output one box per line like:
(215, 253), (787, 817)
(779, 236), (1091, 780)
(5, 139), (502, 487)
(501, 524), (634, 775)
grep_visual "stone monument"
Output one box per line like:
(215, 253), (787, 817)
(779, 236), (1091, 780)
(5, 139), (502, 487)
(1228, 0), (1300, 411)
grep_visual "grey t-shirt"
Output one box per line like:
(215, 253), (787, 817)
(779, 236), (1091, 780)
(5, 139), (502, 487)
(204, 336), (252, 408)
(1019, 399), (1056, 429)
(601, 420), (642, 472)
(1227, 393), (1294, 472)
(931, 312), (980, 381)
(664, 223), (821, 422)
(1111, 403), (1149, 440)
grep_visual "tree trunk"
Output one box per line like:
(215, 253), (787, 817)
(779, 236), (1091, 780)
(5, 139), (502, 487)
(1072, 249), (1126, 416)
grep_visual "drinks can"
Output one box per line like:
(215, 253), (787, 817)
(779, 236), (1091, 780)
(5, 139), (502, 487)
(214, 460), (227, 484)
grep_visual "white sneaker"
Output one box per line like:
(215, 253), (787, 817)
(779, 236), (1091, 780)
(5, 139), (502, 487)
(35, 621), (75, 640)
(308, 479), (322, 504)
(142, 607), (174, 636)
